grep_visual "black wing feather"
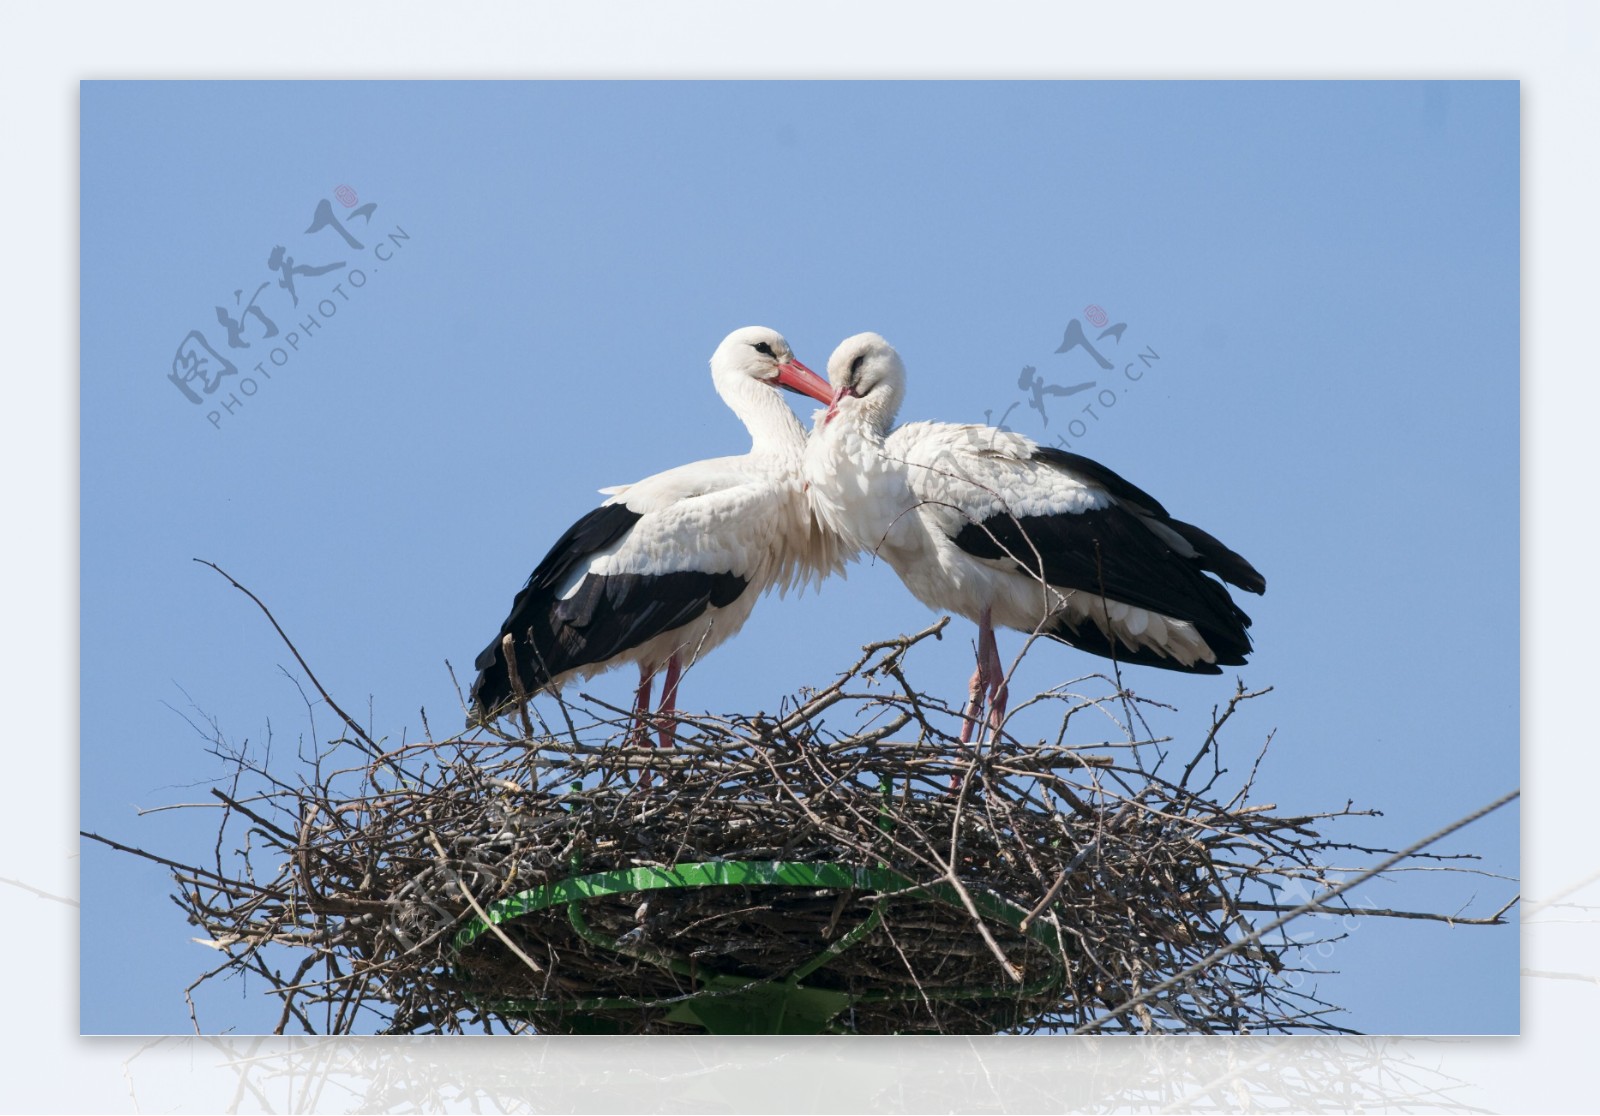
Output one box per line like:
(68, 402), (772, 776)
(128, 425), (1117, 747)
(1042, 612), (1225, 673)
(1031, 447), (1170, 517)
(1031, 447), (1266, 594)
(950, 450), (1265, 670)
(469, 502), (749, 717)
(472, 502), (641, 676)
(1162, 516), (1267, 595)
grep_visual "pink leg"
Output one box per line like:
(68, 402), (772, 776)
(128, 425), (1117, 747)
(954, 610), (999, 789)
(983, 624), (1009, 738)
(656, 653), (683, 752)
(959, 609), (995, 746)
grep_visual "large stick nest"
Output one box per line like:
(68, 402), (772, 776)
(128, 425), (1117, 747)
(102, 617), (1503, 1035)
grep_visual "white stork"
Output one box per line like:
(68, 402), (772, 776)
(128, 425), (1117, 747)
(470, 326), (840, 749)
(805, 332), (1266, 744)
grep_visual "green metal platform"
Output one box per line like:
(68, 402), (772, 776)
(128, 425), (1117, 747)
(451, 859), (1066, 1034)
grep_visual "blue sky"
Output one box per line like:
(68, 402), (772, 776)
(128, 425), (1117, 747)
(80, 80), (1519, 1035)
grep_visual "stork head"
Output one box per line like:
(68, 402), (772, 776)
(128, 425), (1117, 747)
(823, 332), (906, 431)
(710, 326), (832, 405)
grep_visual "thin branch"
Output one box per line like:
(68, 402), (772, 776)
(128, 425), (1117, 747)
(193, 559), (380, 754)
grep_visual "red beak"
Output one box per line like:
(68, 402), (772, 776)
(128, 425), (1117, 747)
(824, 384), (857, 425)
(773, 358), (834, 406)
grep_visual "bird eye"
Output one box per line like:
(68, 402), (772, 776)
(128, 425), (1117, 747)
(753, 341), (776, 357)
(850, 353), (866, 375)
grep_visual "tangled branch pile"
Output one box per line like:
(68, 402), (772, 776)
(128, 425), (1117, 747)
(96, 620), (1500, 1035)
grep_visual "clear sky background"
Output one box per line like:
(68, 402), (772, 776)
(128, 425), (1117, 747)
(79, 80), (1518, 1036)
